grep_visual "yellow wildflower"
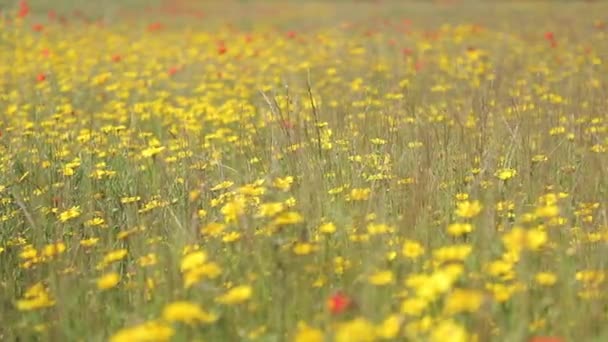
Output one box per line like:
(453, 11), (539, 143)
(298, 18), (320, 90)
(217, 285), (252, 304)
(162, 301), (217, 324)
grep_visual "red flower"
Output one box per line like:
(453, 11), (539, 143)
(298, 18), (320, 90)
(544, 31), (555, 41)
(32, 23), (44, 32)
(36, 73), (46, 82)
(147, 22), (164, 32)
(167, 66), (179, 76)
(18, 0), (29, 18)
(287, 31), (296, 39)
(327, 292), (353, 315)
(529, 337), (564, 342)
(218, 44), (227, 55)
(111, 54), (122, 62)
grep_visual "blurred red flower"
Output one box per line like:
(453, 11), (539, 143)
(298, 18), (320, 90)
(18, 1), (30, 18)
(327, 292), (353, 315)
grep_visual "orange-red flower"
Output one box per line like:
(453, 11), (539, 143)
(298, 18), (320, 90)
(327, 292), (353, 315)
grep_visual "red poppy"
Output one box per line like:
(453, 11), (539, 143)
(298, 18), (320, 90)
(327, 292), (353, 315)
(287, 31), (297, 39)
(167, 66), (179, 76)
(32, 23), (44, 32)
(18, 1), (29, 18)
(36, 73), (46, 82)
(218, 44), (227, 55)
(544, 31), (555, 41)
(147, 22), (164, 32)
(111, 54), (122, 63)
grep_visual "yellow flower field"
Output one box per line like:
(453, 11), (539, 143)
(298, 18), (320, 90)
(1, 1), (607, 341)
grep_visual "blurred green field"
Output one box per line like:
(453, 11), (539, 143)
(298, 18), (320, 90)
(0, 0), (607, 341)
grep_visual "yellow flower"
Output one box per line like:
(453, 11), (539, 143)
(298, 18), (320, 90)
(495, 168), (517, 181)
(183, 262), (222, 288)
(110, 321), (174, 342)
(200, 222), (226, 236)
(180, 251), (207, 272)
(443, 288), (484, 315)
(120, 196), (141, 204)
(15, 283), (55, 311)
(273, 176), (294, 191)
(58, 206), (81, 222)
(138, 253), (158, 267)
(99, 249), (128, 268)
(42, 242), (66, 257)
(367, 223), (392, 235)
(446, 223), (473, 237)
(376, 314), (401, 339)
(430, 319), (469, 342)
(454, 200), (483, 218)
(535, 272), (557, 286)
(335, 317), (376, 342)
(293, 242), (315, 255)
(222, 231), (242, 243)
(97, 272), (120, 290)
(432, 244), (472, 263)
(319, 222), (337, 234)
(273, 211), (304, 226)
(217, 285), (252, 304)
(402, 240), (425, 259)
(369, 270), (395, 286)
(162, 301), (217, 324)
(221, 196), (246, 223)
(141, 146), (165, 158)
(211, 181), (234, 191)
(400, 297), (428, 316)
(80, 238), (99, 247)
(257, 202), (285, 217)
(85, 217), (106, 227)
(348, 188), (371, 201)
(293, 322), (324, 342)
(502, 227), (547, 252)
(535, 205), (560, 218)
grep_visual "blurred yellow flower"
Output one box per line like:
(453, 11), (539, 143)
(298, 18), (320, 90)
(335, 317), (376, 342)
(97, 272), (120, 290)
(293, 322), (324, 342)
(402, 240), (425, 259)
(319, 222), (337, 234)
(443, 288), (484, 315)
(58, 206), (81, 222)
(293, 242), (316, 255)
(274, 176), (294, 191)
(217, 285), (252, 304)
(455, 200), (483, 218)
(15, 283), (55, 311)
(110, 321), (174, 342)
(535, 272), (557, 286)
(348, 188), (371, 201)
(375, 314), (401, 339)
(446, 223), (473, 236)
(162, 301), (217, 324)
(369, 270), (395, 286)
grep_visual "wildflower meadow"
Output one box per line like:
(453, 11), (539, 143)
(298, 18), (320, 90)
(0, 0), (607, 341)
